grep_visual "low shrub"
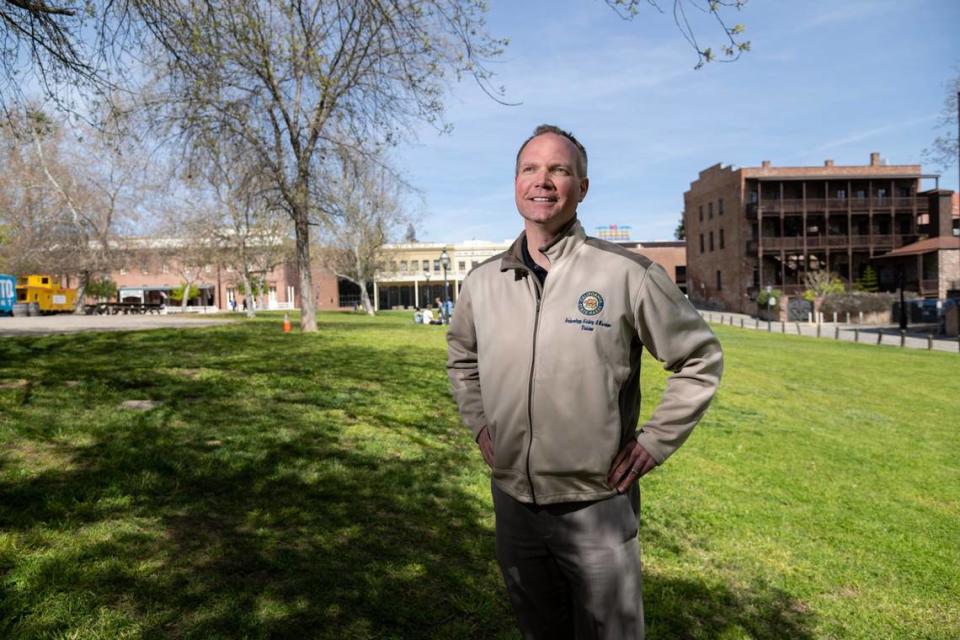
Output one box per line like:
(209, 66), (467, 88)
(820, 291), (915, 315)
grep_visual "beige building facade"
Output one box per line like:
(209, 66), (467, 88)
(374, 236), (687, 310)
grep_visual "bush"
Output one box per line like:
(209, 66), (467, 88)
(820, 291), (913, 315)
(756, 288), (783, 312)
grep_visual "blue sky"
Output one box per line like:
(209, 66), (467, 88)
(396, 0), (960, 244)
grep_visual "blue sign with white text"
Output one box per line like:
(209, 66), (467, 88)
(0, 274), (15, 315)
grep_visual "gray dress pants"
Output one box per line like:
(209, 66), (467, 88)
(492, 481), (644, 640)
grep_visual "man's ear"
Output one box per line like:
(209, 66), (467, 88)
(579, 177), (589, 202)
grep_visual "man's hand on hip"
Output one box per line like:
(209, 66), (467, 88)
(476, 426), (495, 469)
(607, 440), (656, 493)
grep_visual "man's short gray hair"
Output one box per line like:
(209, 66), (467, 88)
(515, 124), (588, 177)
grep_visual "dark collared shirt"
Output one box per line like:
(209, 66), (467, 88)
(521, 236), (548, 286)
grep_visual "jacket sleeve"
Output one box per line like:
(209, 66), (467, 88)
(446, 276), (487, 441)
(633, 264), (723, 464)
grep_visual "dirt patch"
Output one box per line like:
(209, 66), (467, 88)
(0, 379), (29, 390)
(120, 399), (163, 411)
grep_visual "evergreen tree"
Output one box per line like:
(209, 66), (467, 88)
(857, 265), (879, 292)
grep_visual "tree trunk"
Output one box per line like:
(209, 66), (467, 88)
(360, 281), (375, 316)
(294, 210), (317, 332)
(241, 273), (256, 318)
(73, 271), (88, 314)
(181, 281), (191, 312)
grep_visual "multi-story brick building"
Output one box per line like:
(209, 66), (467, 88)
(684, 153), (959, 313)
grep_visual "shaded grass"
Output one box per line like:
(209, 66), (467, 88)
(0, 311), (957, 639)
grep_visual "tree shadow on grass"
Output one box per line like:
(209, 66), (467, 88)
(1, 323), (816, 639)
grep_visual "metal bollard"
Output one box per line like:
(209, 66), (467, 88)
(740, 318), (744, 328)
(817, 324), (821, 338)
(900, 330), (906, 347)
(876, 331), (883, 345)
(781, 321), (786, 334)
(795, 322), (801, 335)
(755, 318), (759, 329)
(854, 328), (859, 342)
(835, 326), (840, 340)
(928, 335), (933, 351)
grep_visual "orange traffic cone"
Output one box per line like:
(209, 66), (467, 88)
(282, 313), (291, 333)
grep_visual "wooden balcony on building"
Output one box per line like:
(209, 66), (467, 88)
(757, 234), (913, 252)
(754, 197), (928, 215)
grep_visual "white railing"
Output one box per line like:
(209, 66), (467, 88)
(163, 305), (221, 314)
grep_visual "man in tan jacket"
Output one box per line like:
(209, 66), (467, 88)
(447, 124), (723, 639)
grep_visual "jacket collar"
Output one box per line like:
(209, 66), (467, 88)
(500, 217), (585, 273)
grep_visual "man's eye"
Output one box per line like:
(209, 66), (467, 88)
(553, 168), (570, 175)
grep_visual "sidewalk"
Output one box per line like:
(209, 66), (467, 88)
(699, 310), (960, 354)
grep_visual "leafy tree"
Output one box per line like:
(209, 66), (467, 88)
(315, 149), (413, 316)
(802, 270), (844, 320)
(170, 284), (200, 304)
(133, 0), (508, 332)
(757, 288), (782, 312)
(85, 277), (117, 300)
(674, 217), (686, 240)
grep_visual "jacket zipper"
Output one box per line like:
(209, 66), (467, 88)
(525, 275), (543, 504)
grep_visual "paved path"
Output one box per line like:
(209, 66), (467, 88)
(0, 314), (235, 337)
(700, 310), (960, 354)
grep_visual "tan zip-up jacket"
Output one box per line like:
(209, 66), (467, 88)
(447, 219), (723, 505)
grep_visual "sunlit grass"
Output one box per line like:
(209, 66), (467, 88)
(0, 311), (957, 639)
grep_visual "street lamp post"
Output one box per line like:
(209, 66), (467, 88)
(440, 249), (451, 324)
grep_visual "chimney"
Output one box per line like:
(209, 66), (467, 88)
(761, 160), (771, 168)
(869, 152), (880, 166)
(824, 159), (834, 167)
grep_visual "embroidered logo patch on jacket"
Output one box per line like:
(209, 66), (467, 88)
(578, 291), (604, 316)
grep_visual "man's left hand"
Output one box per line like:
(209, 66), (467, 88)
(606, 440), (657, 493)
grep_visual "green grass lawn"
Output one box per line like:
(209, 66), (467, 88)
(1, 311), (957, 639)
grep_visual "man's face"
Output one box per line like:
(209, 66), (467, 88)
(514, 133), (589, 231)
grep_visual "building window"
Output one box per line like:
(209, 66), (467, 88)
(708, 202), (713, 219)
(709, 231), (714, 252)
(719, 198), (724, 215)
(675, 265), (686, 284)
(422, 260), (430, 272)
(699, 206), (703, 222)
(204, 265), (212, 273)
(749, 191), (758, 204)
(716, 270), (722, 291)
(855, 190), (866, 200)
(719, 228), (725, 250)
(458, 261), (466, 272)
(898, 186), (911, 197)
(400, 260), (407, 273)
(162, 263), (169, 274)
(877, 188), (887, 201)
(837, 189), (846, 200)
(699, 234), (704, 253)
(120, 267), (127, 275)
(472, 261), (479, 269)
(433, 259), (441, 273)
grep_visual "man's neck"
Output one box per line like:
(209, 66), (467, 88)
(523, 216), (575, 270)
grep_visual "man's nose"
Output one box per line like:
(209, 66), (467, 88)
(533, 170), (554, 188)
